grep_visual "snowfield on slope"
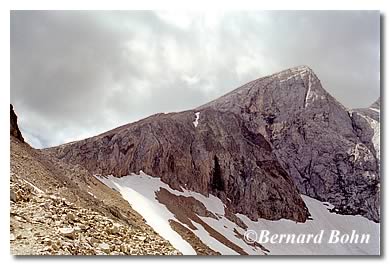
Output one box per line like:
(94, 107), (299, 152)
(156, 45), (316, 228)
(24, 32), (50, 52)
(237, 195), (379, 255)
(97, 172), (380, 255)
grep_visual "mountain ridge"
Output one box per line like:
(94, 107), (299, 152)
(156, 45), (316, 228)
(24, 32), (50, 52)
(46, 107), (309, 223)
(44, 65), (379, 222)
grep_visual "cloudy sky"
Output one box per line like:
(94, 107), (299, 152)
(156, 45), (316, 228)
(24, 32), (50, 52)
(11, 11), (380, 148)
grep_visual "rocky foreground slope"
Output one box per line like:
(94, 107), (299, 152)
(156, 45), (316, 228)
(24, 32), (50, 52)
(10, 105), (180, 255)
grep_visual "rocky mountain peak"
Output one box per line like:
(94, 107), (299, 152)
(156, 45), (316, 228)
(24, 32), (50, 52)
(198, 66), (379, 222)
(199, 66), (329, 116)
(272, 65), (315, 79)
(10, 104), (24, 143)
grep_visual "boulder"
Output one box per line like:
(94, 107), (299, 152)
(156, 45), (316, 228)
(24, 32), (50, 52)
(59, 227), (76, 239)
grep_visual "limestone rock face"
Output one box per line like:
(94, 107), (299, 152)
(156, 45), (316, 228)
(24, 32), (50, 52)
(200, 66), (380, 222)
(47, 108), (309, 223)
(10, 104), (24, 143)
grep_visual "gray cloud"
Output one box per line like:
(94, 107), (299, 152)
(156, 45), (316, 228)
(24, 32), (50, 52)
(10, 11), (380, 148)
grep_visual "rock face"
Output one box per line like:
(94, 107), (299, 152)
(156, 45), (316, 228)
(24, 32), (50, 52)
(350, 99), (380, 162)
(200, 66), (380, 222)
(46, 65), (379, 223)
(10, 104), (24, 142)
(47, 108), (309, 223)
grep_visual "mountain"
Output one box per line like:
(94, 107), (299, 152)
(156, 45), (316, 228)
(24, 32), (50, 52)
(199, 66), (380, 222)
(45, 108), (309, 223)
(46, 66), (380, 223)
(12, 66), (380, 255)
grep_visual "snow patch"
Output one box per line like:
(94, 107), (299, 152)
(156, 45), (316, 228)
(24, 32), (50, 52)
(357, 112), (380, 161)
(369, 108), (380, 113)
(96, 173), (197, 255)
(370, 118), (380, 161)
(190, 221), (240, 255)
(96, 173), (379, 255)
(96, 173), (260, 255)
(237, 196), (380, 255)
(193, 112), (200, 128)
(304, 74), (312, 107)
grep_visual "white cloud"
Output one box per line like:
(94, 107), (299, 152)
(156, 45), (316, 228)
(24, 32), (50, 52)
(11, 11), (380, 148)
(182, 75), (200, 86)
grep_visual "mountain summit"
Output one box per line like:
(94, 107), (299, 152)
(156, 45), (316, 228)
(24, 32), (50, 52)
(199, 66), (380, 222)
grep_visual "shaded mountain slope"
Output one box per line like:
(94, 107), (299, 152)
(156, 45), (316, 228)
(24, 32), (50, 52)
(46, 108), (309, 222)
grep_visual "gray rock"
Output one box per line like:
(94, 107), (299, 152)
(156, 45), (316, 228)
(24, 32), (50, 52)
(10, 190), (17, 202)
(46, 109), (309, 222)
(200, 66), (380, 222)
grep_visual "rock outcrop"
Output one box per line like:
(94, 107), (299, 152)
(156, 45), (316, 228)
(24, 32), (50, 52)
(46, 108), (309, 223)
(200, 66), (380, 222)
(10, 104), (24, 142)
